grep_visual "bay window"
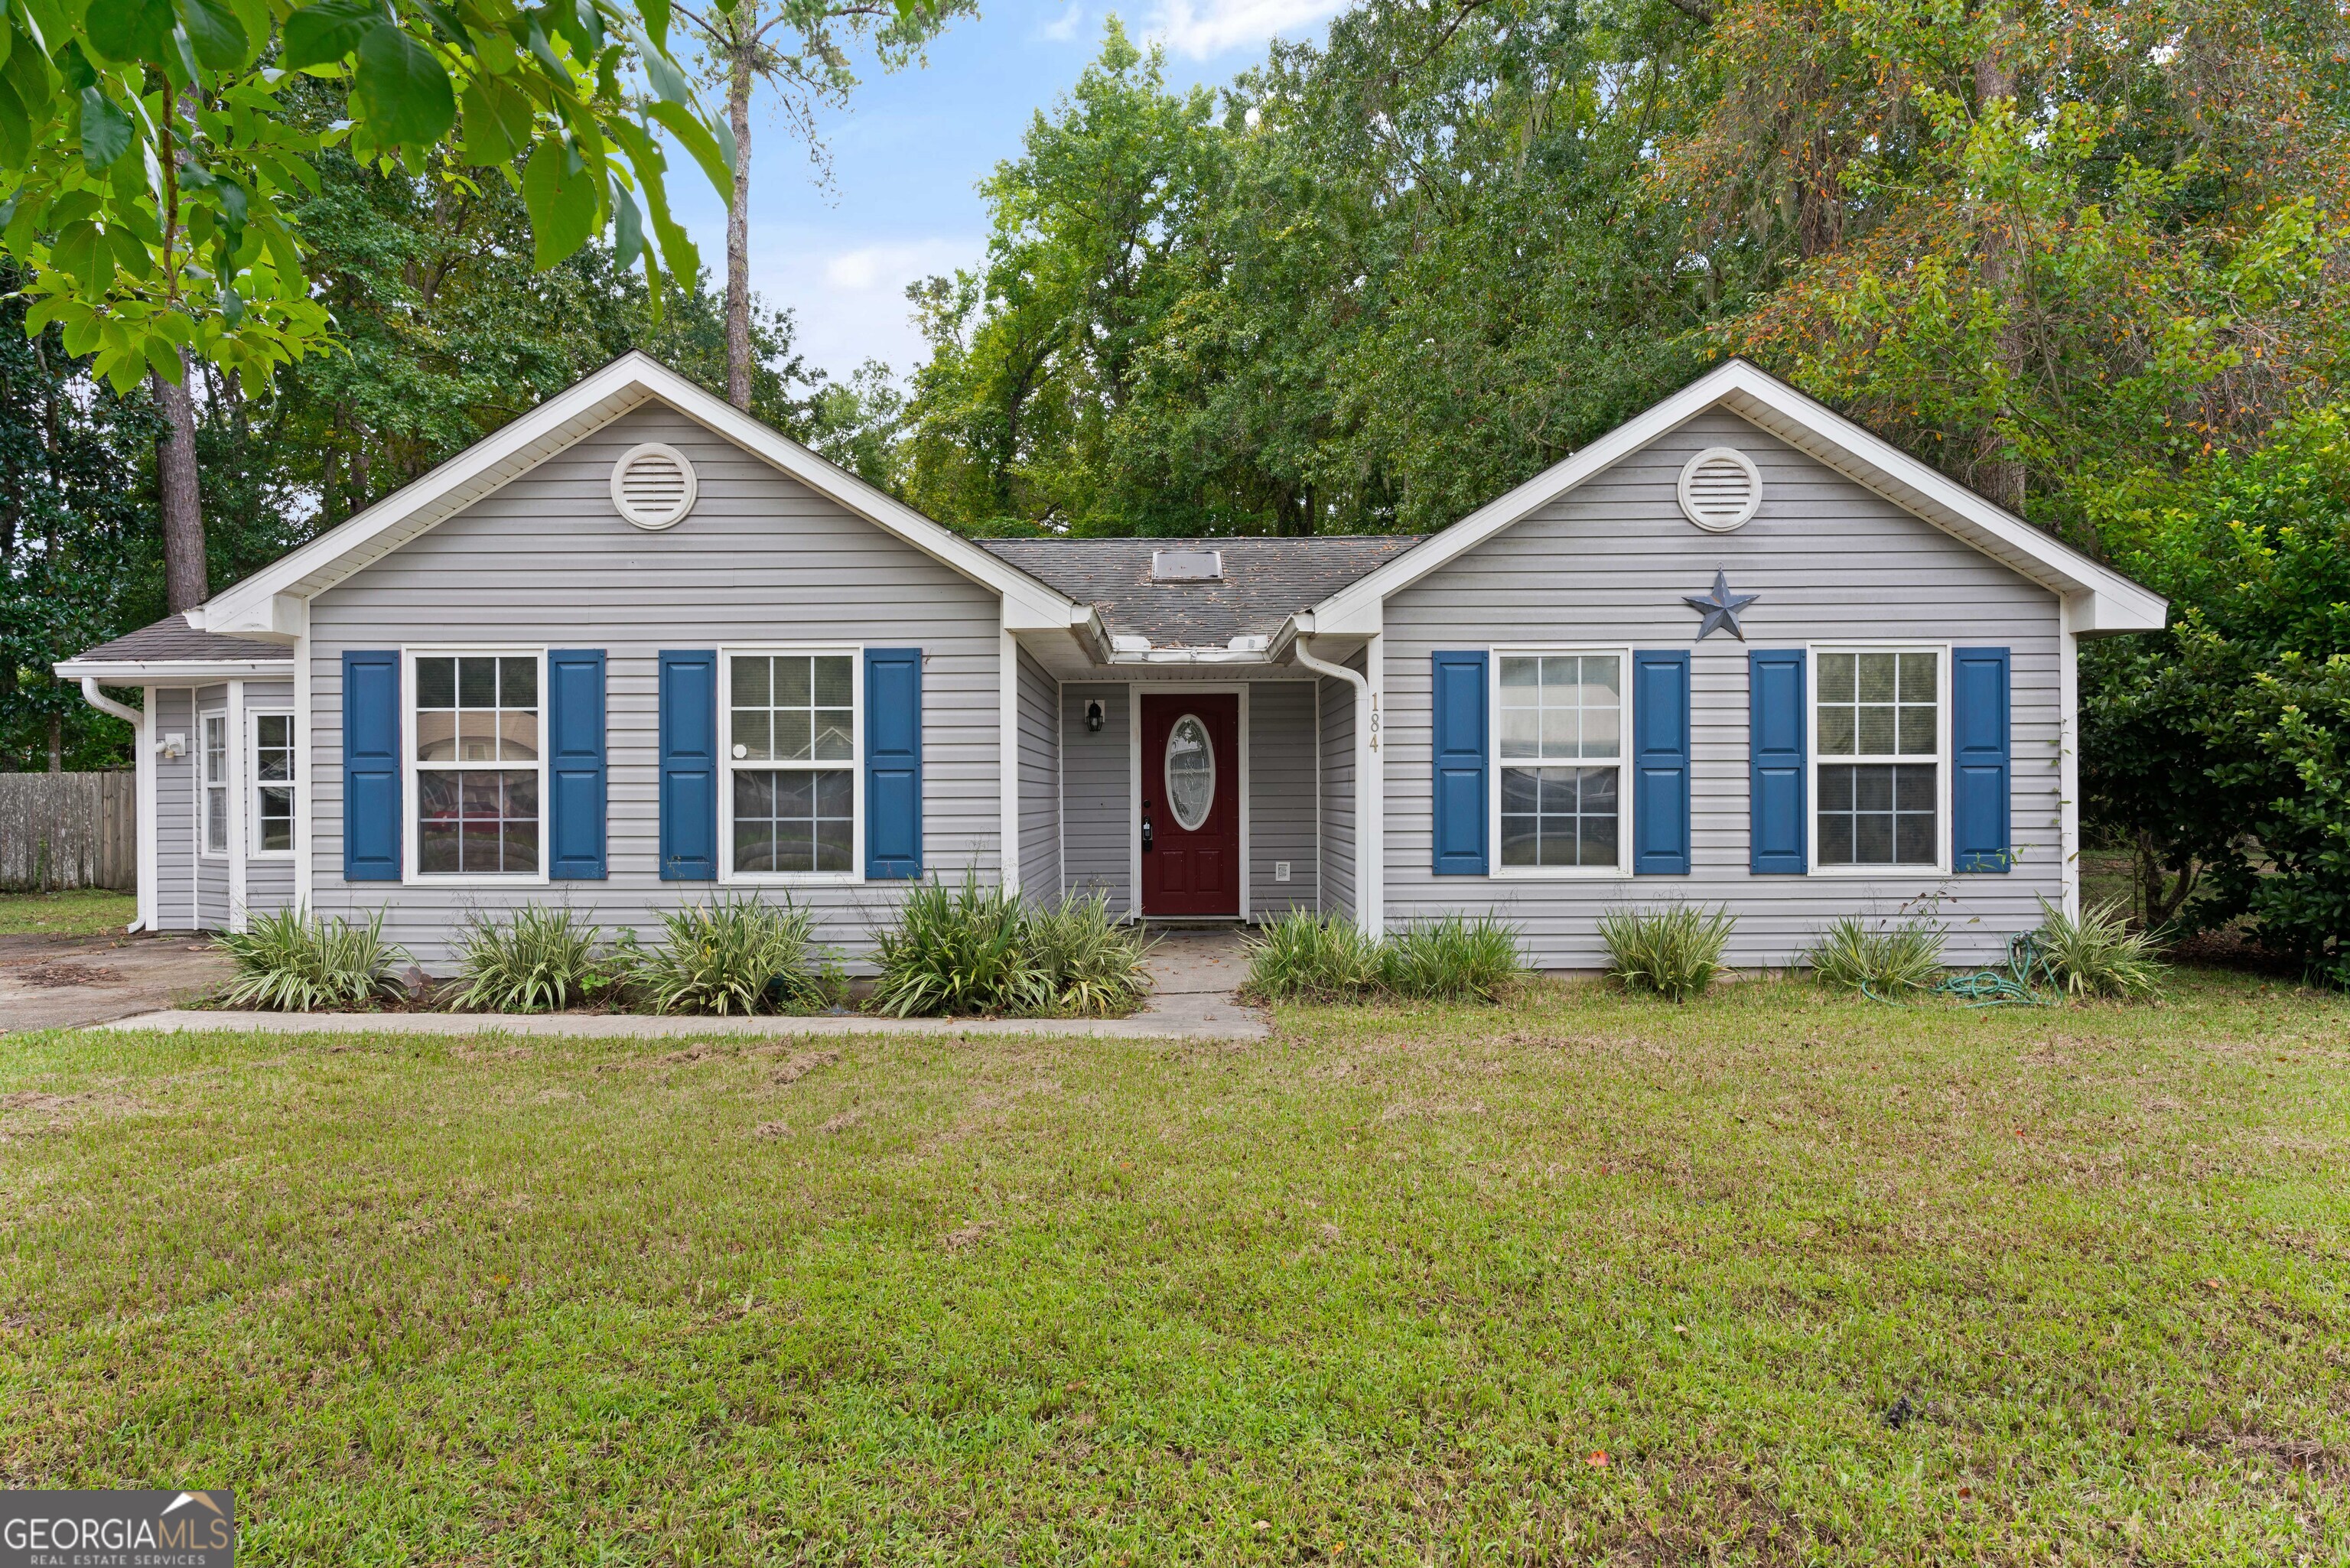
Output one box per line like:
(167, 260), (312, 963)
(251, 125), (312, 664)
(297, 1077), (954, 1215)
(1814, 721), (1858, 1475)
(725, 651), (858, 877)
(412, 652), (542, 877)
(1815, 649), (1942, 867)
(1496, 650), (1628, 873)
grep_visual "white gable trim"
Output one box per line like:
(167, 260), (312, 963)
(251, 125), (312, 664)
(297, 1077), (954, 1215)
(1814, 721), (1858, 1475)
(1310, 359), (2168, 634)
(194, 352), (1082, 639)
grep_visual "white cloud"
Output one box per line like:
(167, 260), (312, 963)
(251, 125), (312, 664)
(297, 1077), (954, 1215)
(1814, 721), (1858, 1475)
(1147, 0), (1346, 58)
(748, 233), (980, 382)
(1034, 4), (1085, 43)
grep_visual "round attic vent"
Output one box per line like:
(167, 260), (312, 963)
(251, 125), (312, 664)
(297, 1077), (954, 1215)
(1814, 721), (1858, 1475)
(611, 442), (698, 530)
(1677, 447), (1762, 532)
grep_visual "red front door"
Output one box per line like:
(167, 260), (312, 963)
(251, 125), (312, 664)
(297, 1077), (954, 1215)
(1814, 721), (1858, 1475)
(1140, 692), (1240, 917)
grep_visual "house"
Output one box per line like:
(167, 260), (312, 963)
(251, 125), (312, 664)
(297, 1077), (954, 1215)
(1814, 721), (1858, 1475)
(57, 353), (2166, 970)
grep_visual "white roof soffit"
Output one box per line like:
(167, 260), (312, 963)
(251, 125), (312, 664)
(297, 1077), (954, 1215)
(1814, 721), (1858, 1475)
(1310, 359), (2169, 636)
(197, 353), (1080, 637)
(53, 659), (294, 681)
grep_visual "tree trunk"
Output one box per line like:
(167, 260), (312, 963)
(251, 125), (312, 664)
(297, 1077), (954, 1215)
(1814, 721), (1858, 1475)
(1972, 35), (2028, 515)
(725, 40), (756, 412)
(47, 714), (62, 773)
(150, 358), (208, 613)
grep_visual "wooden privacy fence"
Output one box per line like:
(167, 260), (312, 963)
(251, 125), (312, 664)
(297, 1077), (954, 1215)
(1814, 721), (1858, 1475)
(0, 771), (136, 890)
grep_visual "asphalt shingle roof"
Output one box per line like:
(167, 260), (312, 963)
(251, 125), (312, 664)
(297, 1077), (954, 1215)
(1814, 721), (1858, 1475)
(980, 535), (1424, 648)
(68, 614), (293, 665)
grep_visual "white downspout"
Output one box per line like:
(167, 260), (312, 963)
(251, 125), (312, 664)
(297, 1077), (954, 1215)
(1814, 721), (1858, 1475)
(79, 678), (151, 933)
(1291, 635), (1378, 935)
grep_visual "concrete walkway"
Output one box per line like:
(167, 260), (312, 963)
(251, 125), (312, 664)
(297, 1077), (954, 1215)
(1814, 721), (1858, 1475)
(87, 924), (1267, 1040)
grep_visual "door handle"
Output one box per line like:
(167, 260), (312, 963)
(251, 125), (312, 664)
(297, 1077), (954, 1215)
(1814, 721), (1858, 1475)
(1141, 800), (1154, 851)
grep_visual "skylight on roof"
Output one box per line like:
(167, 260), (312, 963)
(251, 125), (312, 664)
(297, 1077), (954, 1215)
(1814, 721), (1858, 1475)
(1151, 548), (1222, 581)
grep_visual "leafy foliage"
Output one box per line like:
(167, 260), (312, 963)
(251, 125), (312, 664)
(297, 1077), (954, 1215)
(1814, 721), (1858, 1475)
(1242, 911), (1390, 1002)
(449, 905), (637, 1013)
(2031, 897), (2168, 1000)
(1599, 905), (1736, 1002)
(1378, 916), (1526, 1004)
(642, 895), (838, 1015)
(1024, 891), (1154, 1017)
(215, 908), (408, 1011)
(1242, 911), (1524, 1004)
(1803, 916), (1947, 996)
(0, 0), (735, 396)
(867, 875), (1053, 1018)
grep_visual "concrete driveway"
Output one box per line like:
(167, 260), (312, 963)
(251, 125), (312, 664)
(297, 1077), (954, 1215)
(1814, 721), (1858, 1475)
(0, 931), (233, 1033)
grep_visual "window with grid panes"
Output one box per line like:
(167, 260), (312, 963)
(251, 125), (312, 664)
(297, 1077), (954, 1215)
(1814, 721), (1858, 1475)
(1815, 650), (1938, 866)
(252, 713), (295, 852)
(728, 653), (856, 873)
(414, 655), (541, 874)
(1496, 652), (1625, 870)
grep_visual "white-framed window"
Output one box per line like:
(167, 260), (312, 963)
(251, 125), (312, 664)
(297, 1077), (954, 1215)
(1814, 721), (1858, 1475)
(249, 711), (297, 856)
(1811, 646), (1946, 870)
(721, 648), (861, 881)
(406, 649), (546, 880)
(199, 709), (229, 857)
(1492, 648), (1631, 876)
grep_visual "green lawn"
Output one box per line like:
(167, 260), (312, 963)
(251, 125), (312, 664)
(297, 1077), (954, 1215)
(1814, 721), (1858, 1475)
(0, 887), (135, 937)
(4, 974), (2346, 1563)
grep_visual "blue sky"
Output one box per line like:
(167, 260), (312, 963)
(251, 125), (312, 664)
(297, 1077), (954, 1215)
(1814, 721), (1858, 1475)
(657, 0), (1344, 384)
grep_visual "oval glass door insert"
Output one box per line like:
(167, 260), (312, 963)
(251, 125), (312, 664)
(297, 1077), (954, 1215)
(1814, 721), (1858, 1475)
(1164, 714), (1215, 831)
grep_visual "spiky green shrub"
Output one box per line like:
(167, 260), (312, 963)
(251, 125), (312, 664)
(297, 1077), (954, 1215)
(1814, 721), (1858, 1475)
(641, 896), (835, 1015)
(2033, 896), (2167, 999)
(1598, 904), (1736, 1002)
(1025, 890), (1152, 1017)
(215, 908), (408, 1011)
(1242, 910), (1387, 1002)
(449, 906), (635, 1013)
(870, 874), (1053, 1018)
(1804, 916), (1948, 996)
(1380, 915), (1525, 1002)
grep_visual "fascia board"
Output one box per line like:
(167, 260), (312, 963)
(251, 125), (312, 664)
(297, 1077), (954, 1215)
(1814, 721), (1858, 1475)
(199, 352), (1083, 633)
(55, 659), (293, 681)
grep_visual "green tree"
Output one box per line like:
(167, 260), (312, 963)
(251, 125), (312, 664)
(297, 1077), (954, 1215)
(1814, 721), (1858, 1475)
(2, 0), (734, 610)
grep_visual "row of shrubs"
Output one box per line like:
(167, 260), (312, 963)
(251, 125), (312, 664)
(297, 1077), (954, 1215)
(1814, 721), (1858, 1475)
(1243, 896), (2166, 1005)
(214, 878), (1151, 1020)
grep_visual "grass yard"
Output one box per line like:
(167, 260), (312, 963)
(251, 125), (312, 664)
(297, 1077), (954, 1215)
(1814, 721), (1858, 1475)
(0, 887), (135, 937)
(4, 974), (2347, 1564)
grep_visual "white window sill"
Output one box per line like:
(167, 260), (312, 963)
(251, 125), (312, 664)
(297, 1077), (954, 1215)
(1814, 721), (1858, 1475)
(721, 873), (865, 888)
(1488, 866), (1635, 881)
(402, 874), (554, 888)
(1805, 864), (1949, 877)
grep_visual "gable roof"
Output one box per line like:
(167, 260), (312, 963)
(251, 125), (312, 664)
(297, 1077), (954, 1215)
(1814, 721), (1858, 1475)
(1307, 359), (2168, 635)
(193, 352), (1085, 640)
(54, 613), (295, 680)
(981, 535), (1422, 649)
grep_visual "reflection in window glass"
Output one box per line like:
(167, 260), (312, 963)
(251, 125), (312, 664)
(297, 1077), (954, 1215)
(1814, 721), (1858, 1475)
(415, 655), (540, 874)
(728, 653), (858, 874)
(1816, 651), (1939, 866)
(253, 713), (295, 852)
(1498, 654), (1622, 868)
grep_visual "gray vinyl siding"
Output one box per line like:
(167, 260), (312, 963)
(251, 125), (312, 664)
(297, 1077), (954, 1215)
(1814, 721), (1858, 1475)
(1318, 666), (1359, 922)
(1016, 647), (1060, 900)
(1249, 681), (1318, 916)
(242, 679), (298, 917)
(1062, 683), (1131, 914)
(1382, 405), (2065, 968)
(304, 403), (1006, 968)
(152, 687), (196, 930)
(193, 684), (229, 929)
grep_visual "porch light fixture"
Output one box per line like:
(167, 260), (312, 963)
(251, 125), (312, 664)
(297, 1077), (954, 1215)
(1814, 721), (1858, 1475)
(1085, 699), (1106, 732)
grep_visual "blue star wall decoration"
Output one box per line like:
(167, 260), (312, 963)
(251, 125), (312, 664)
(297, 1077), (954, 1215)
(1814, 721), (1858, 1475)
(1684, 571), (1759, 641)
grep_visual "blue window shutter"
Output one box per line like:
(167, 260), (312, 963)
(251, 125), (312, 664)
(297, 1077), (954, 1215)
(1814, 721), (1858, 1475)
(865, 647), (923, 880)
(1632, 650), (1691, 875)
(1431, 650), (1489, 875)
(342, 650), (402, 881)
(1748, 649), (1807, 873)
(1951, 646), (2011, 872)
(658, 650), (717, 881)
(548, 649), (607, 880)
